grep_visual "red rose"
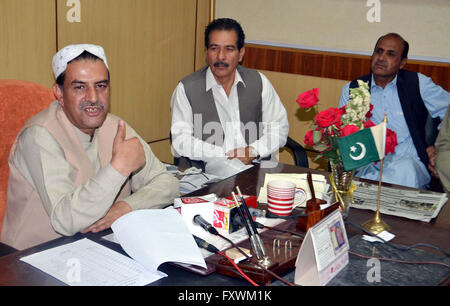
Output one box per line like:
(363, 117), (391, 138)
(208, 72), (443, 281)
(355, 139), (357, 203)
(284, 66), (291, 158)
(363, 119), (376, 128)
(340, 124), (360, 137)
(334, 119), (344, 131)
(304, 130), (315, 146)
(366, 104), (374, 119)
(314, 107), (341, 128)
(385, 128), (398, 155)
(296, 88), (319, 108)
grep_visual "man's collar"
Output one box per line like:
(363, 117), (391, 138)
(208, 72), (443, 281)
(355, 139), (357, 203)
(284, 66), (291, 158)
(371, 73), (398, 89)
(72, 124), (98, 147)
(205, 66), (246, 92)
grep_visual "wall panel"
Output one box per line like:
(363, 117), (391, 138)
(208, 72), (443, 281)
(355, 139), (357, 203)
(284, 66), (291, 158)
(57, 0), (198, 144)
(0, 0), (56, 87)
(149, 139), (173, 165)
(195, 0), (213, 71)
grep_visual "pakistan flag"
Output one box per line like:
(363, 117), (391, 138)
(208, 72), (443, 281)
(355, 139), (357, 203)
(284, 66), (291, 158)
(337, 123), (386, 171)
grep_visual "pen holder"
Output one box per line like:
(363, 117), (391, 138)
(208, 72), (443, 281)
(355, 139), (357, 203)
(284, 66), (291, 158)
(296, 200), (339, 232)
(215, 225), (303, 285)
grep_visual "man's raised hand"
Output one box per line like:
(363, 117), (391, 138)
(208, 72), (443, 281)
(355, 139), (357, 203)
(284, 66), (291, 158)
(111, 120), (146, 177)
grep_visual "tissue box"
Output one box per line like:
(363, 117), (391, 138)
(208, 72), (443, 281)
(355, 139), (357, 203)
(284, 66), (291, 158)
(214, 195), (258, 233)
(174, 194), (217, 208)
(213, 199), (241, 233)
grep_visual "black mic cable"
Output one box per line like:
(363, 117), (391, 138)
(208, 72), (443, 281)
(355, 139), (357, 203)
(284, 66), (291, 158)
(192, 235), (259, 286)
(192, 235), (220, 254)
(192, 211), (295, 286)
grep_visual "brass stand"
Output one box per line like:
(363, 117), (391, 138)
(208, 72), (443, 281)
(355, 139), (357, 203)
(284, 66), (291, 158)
(362, 157), (391, 235)
(362, 114), (391, 235)
(361, 209), (391, 235)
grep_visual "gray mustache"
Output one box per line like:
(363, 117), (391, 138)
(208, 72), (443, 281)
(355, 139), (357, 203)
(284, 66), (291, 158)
(374, 61), (387, 67)
(79, 101), (105, 110)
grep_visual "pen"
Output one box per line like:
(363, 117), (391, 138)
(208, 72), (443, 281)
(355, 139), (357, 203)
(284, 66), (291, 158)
(236, 186), (268, 259)
(231, 192), (262, 261)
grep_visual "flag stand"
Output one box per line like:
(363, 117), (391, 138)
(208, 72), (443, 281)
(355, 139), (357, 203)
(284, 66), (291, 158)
(361, 158), (391, 234)
(362, 114), (391, 235)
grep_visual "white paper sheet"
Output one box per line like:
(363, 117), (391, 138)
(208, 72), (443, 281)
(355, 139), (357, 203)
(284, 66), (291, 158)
(362, 231), (395, 243)
(111, 208), (207, 273)
(205, 158), (253, 179)
(20, 238), (164, 286)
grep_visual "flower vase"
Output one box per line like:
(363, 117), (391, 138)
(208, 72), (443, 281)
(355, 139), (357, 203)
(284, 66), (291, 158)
(330, 161), (355, 219)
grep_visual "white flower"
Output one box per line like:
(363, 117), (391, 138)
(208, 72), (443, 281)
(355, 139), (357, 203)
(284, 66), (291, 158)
(345, 81), (371, 123)
(357, 79), (369, 89)
(342, 81), (371, 129)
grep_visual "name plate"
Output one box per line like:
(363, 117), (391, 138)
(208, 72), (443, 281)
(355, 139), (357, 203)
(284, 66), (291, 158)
(294, 210), (349, 286)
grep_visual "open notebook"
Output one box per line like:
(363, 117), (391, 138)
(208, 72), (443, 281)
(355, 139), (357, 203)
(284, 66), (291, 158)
(21, 208), (206, 286)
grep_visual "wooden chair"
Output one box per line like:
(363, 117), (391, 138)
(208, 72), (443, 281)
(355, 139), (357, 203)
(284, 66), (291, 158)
(0, 79), (55, 256)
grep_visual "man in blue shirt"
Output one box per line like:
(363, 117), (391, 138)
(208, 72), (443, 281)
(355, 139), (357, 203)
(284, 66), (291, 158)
(435, 107), (450, 193)
(339, 33), (449, 189)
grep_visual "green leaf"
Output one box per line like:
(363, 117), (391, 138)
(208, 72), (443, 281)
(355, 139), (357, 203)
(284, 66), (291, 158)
(312, 130), (322, 143)
(313, 154), (323, 161)
(313, 143), (329, 152)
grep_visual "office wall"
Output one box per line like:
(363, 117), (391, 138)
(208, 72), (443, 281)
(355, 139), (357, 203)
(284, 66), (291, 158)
(57, 0), (197, 143)
(215, 0), (450, 61)
(0, 0), (56, 87)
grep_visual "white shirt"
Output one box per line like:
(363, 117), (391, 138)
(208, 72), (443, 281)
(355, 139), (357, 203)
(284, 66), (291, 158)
(170, 67), (289, 164)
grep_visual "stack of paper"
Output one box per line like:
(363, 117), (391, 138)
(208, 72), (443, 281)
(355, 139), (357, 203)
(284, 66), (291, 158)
(351, 181), (448, 222)
(179, 172), (222, 194)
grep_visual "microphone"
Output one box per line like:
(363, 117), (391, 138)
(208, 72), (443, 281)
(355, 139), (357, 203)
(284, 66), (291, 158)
(192, 235), (219, 254)
(193, 214), (218, 235)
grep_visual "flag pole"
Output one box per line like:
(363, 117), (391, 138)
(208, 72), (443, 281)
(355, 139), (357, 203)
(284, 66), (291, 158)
(362, 114), (391, 235)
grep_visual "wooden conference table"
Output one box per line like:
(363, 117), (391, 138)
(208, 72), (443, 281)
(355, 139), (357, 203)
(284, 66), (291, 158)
(0, 163), (448, 286)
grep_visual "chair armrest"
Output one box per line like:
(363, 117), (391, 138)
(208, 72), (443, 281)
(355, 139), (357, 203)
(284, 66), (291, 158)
(284, 137), (309, 168)
(174, 156), (206, 172)
(0, 242), (17, 257)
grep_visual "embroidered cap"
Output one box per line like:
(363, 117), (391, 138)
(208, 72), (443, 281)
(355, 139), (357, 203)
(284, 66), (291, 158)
(52, 44), (109, 79)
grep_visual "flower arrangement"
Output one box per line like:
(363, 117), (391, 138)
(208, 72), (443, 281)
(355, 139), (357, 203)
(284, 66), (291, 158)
(296, 80), (398, 166)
